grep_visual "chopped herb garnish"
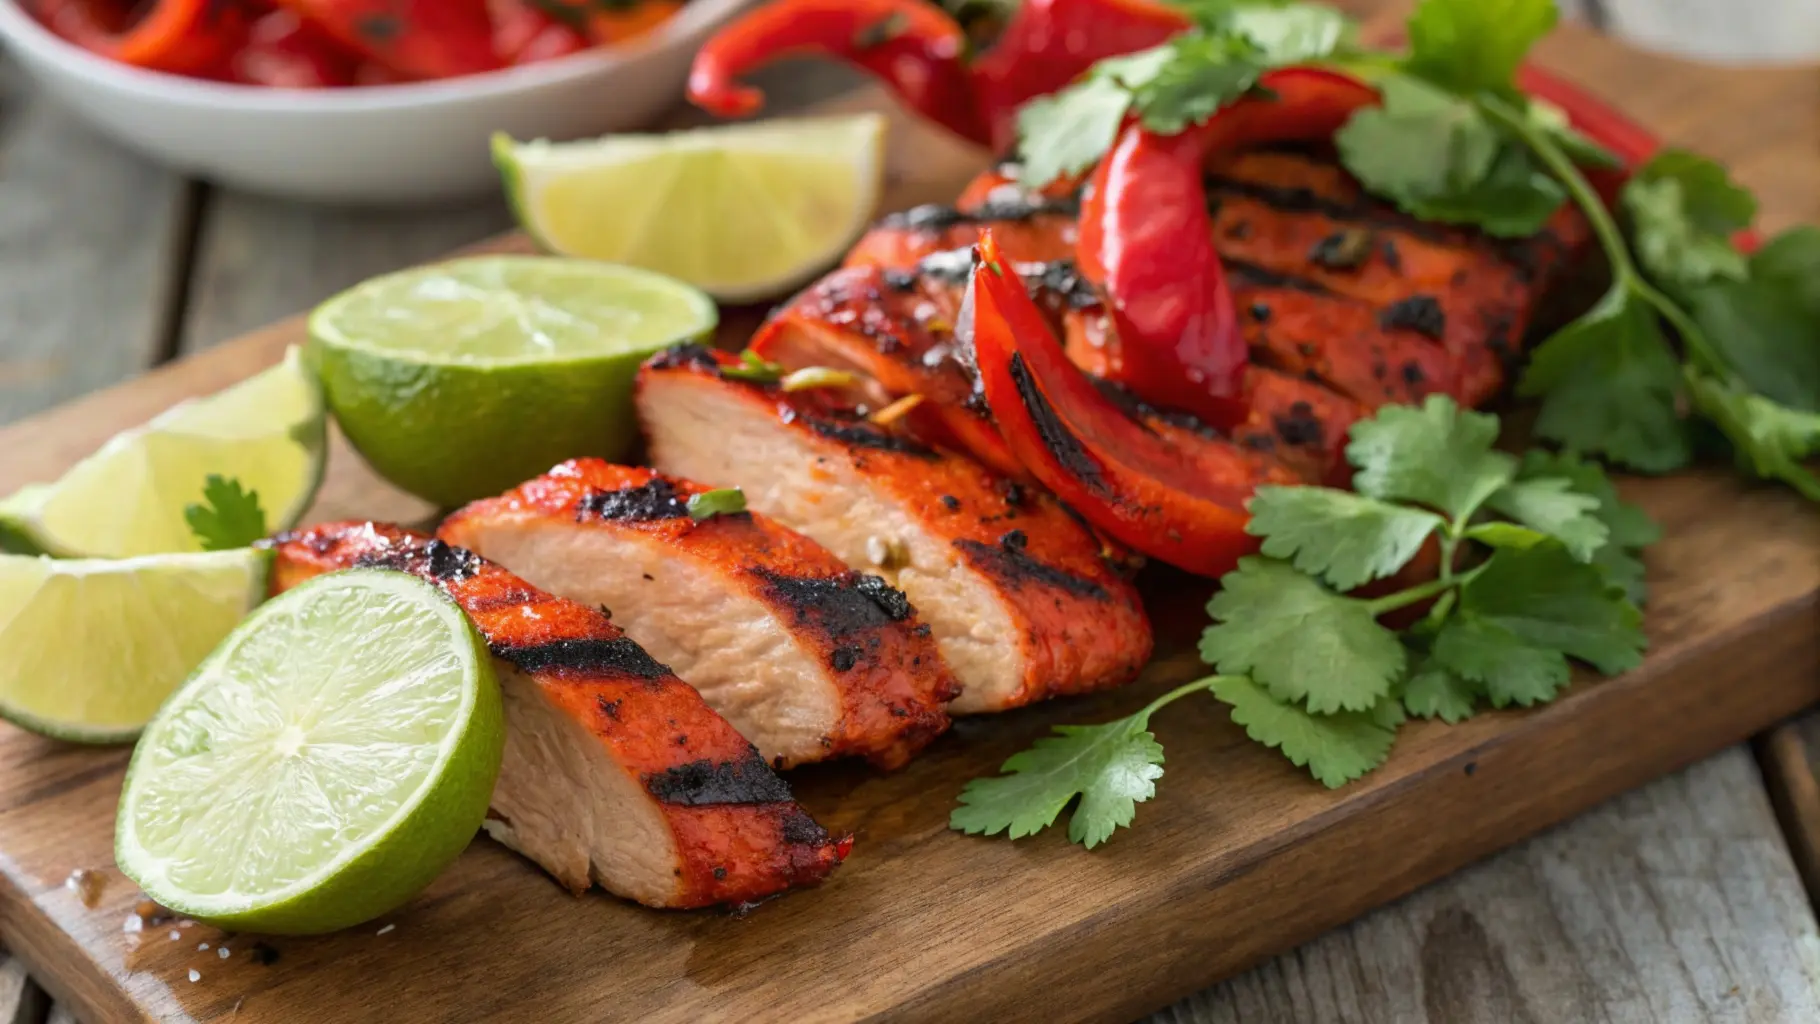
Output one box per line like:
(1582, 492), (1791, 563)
(686, 488), (748, 520)
(185, 475), (268, 551)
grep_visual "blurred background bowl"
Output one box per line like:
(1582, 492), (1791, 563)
(0, 0), (752, 205)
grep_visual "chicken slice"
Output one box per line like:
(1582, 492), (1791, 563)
(264, 521), (846, 909)
(636, 346), (1154, 714)
(440, 460), (959, 770)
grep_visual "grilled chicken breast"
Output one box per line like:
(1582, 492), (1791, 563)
(441, 461), (959, 770)
(265, 522), (847, 909)
(636, 346), (1154, 714)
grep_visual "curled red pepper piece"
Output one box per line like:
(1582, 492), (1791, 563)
(687, 0), (986, 145)
(37, 0), (248, 76)
(488, 0), (589, 64)
(272, 0), (502, 80)
(967, 0), (1187, 151)
(1076, 67), (1382, 430)
(970, 231), (1268, 578)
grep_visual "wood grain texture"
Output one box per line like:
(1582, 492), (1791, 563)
(1154, 747), (1820, 1023)
(0, 59), (193, 422)
(3, 16), (1820, 1024)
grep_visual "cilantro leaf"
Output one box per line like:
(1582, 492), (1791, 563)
(1246, 485), (1443, 591)
(1455, 544), (1647, 677)
(1485, 476), (1608, 561)
(1345, 394), (1515, 521)
(1225, 4), (1350, 64)
(1623, 150), (1755, 291)
(1015, 76), (1132, 190)
(184, 475), (268, 551)
(687, 488), (747, 520)
(1433, 614), (1572, 707)
(1396, 145), (1566, 237)
(1404, 0), (1557, 95)
(1401, 657), (1480, 723)
(1517, 450), (1658, 602)
(1200, 557), (1405, 713)
(1462, 521), (1550, 551)
(1211, 676), (1403, 788)
(1685, 273), (1820, 413)
(1686, 372), (1820, 502)
(1525, 98), (1622, 170)
(1753, 225), (1820, 320)
(1519, 286), (1691, 473)
(1127, 33), (1264, 135)
(950, 717), (1165, 848)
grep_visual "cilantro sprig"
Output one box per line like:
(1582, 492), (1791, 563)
(185, 475), (268, 551)
(952, 398), (1653, 849)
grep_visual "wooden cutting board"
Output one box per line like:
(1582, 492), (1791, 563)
(3, 15), (1819, 1024)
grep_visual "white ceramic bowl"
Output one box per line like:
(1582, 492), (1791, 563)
(0, 0), (751, 205)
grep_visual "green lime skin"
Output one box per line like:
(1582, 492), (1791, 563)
(116, 570), (505, 935)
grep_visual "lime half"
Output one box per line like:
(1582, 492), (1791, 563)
(0, 346), (325, 558)
(0, 550), (269, 743)
(309, 255), (716, 507)
(117, 569), (503, 935)
(497, 114), (887, 302)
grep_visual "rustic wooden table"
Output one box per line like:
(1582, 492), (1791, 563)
(3, 2), (1819, 1022)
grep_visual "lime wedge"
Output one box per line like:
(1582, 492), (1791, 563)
(0, 549), (269, 743)
(308, 255), (716, 507)
(117, 569), (503, 935)
(0, 347), (325, 558)
(497, 114), (887, 302)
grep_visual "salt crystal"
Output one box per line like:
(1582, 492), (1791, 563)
(375, 924), (395, 936)
(218, 947), (231, 960)
(169, 930), (182, 941)
(187, 969), (200, 983)
(198, 943), (210, 952)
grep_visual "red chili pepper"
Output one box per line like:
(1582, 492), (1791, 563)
(35, 0), (249, 76)
(273, 0), (502, 80)
(967, 0), (1187, 152)
(1075, 67), (1381, 430)
(970, 231), (1265, 577)
(687, 0), (986, 145)
(231, 9), (358, 87)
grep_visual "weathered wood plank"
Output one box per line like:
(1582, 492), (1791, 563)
(0, 952), (47, 1024)
(1152, 747), (1820, 1023)
(178, 193), (514, 356)
(0, 58), (194, 426)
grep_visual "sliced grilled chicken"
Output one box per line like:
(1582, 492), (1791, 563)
(440, 461), (958, 770)
(264, 521), (847, 909)
(636, 347), (1154, 714)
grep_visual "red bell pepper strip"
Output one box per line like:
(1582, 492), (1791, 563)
(232, 10), (359, 88)
(1076, 67), (1382, 430)
(968, 0), (1188, 152)
(489, 0), (589, 64)
(687, 0), (987, 146)
(273, 0), (502, 80)
(970, 231), (1263, 578)
(36, 0), (247, 76)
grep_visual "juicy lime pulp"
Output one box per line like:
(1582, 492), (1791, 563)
(497, 114), (887, 302)
(0, 550), (269, 743)
(0, 346), (325, 558)
(117, 569), (503, 934)
(307, 255), (716, 508)
(308, 255), (716, 366)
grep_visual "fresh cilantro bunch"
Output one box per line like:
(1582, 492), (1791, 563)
(1333, 0), (1820, 499)
(951, 397), (1652, 848)
(1015, 2), (1354, 187)
(185, 475), (269, 551)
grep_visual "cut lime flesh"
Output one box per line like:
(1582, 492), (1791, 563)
(117, 569), (503, 934)
(0, 550), (270, 743)
(498, 115), (887, 302)
(0, 347), (325, 558)
(308, 255), (715, 508)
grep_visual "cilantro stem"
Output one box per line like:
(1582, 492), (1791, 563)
(1141, 674), (1246, 724)
(1479, 95), (1734, 380)
(1365, 574), (1457, 616)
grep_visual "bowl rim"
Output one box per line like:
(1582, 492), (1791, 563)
(0, 0), (747, 111)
